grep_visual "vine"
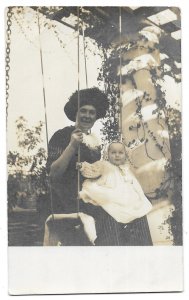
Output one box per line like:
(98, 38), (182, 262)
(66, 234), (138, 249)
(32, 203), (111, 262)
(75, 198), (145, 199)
(95, 22), (182, 244)
(150, 63), (182, 245)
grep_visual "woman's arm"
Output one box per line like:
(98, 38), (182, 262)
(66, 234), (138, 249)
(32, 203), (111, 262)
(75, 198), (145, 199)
(49, 128), (83, 179)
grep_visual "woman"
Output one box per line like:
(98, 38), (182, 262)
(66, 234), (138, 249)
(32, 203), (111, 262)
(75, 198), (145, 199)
(44, 87), (153, 246)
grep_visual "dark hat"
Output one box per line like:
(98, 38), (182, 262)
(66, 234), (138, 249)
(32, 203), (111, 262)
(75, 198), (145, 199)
(64, 87), (109, 122)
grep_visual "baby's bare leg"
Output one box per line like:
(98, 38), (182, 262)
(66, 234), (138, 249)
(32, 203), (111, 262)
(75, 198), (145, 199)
(78, 212), (97, 245)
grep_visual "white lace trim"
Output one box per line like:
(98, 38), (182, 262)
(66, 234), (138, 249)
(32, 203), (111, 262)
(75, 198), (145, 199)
(82, 133), (101, 150)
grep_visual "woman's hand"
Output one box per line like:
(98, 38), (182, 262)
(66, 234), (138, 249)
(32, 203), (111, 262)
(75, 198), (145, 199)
(69, 128), (83, 149)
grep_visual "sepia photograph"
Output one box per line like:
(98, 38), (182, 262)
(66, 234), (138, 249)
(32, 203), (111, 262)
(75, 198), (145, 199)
(5, 4), (183, 294)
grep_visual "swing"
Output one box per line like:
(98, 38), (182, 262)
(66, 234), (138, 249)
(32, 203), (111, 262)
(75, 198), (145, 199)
(40, 7), (124, 246)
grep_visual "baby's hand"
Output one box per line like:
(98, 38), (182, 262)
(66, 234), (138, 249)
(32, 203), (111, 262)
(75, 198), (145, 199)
(76, 162), (82, 170)
(80, 161), (101, 178)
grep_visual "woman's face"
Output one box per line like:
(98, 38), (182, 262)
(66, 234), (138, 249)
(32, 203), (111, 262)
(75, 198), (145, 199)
(76, 105), (97, 132)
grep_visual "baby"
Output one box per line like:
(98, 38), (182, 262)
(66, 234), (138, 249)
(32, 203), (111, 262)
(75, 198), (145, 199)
(78, 141), (152, 244)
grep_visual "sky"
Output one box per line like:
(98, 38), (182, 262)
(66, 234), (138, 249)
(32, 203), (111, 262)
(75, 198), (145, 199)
(7, 7), (104, 152)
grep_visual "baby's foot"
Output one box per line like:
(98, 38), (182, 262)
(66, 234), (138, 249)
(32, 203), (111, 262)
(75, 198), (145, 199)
(78, 212), (97, 245)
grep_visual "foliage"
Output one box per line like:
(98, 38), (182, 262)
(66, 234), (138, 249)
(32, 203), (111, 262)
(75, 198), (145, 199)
(151, 68), (182, 244)
(98, 48), (120, 144)
(7, 117), (48, 210)
(165, 107), (182, 244)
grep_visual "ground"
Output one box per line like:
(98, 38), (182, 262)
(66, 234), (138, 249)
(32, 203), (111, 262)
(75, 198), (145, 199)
(8, 206), (45, 246)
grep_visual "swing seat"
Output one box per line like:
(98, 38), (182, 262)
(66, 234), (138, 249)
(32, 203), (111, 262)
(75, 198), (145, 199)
(43, 212), (97, 246)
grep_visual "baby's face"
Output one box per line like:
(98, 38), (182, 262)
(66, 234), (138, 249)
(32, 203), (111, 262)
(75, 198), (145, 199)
(108, 143), (126, 166)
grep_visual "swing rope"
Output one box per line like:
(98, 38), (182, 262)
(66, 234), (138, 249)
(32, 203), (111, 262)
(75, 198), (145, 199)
(119, 7), (123, 142)
(77, 7), (89, 214)
(37, 9), (55, 224)
(111, 7), (124, 246)
(77, 6), (81, 214)
(82, 18), (88, 88)
(37, 10), (49, 150)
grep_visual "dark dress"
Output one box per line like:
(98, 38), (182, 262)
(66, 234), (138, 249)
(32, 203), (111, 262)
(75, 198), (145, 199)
(46, 126), (153, 246)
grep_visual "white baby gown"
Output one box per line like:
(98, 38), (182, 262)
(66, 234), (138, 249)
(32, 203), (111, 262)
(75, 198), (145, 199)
(79, 161), (152, 224)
